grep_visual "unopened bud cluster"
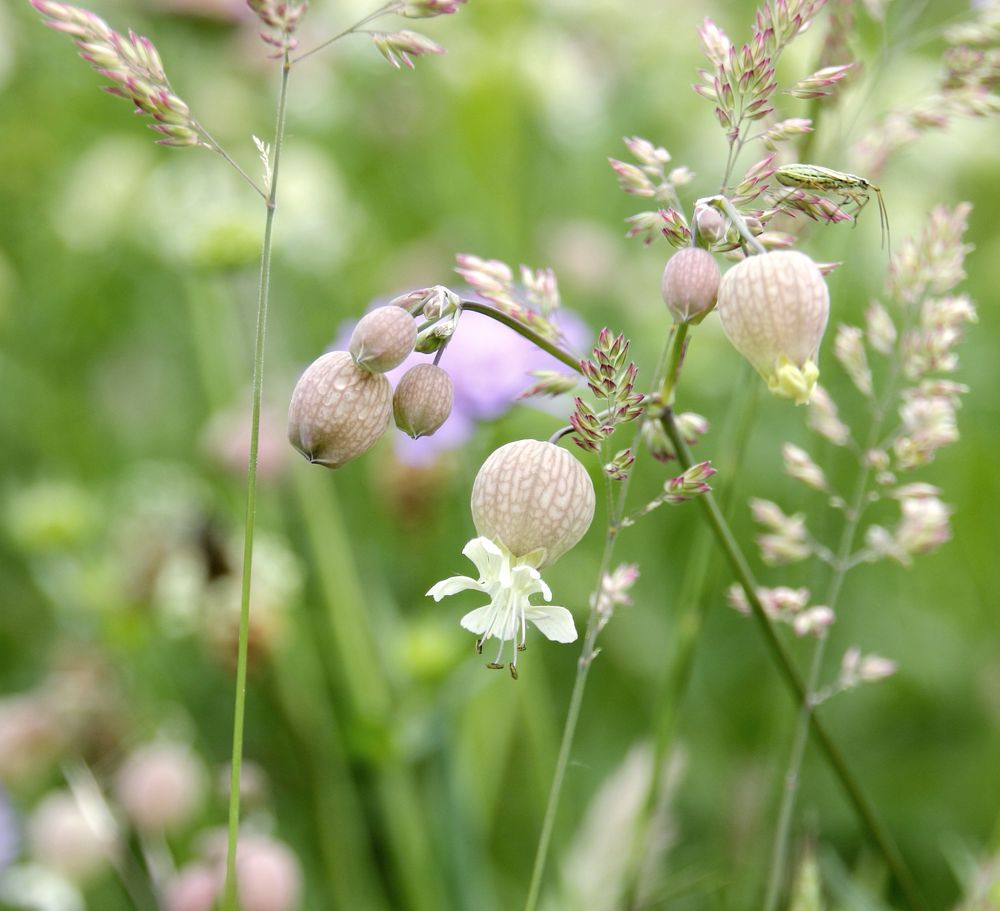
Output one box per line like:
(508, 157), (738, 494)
(662, 461), (716, 504)
(727, 584), (834, 638)
(247, 0), (307, 53)
(288, 305), (454, 468)
(750, 497), (811, 565)
(571, 330), (644, 456)
(31, 0), (204, 147)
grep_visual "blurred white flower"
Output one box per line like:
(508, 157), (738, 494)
(115, 742), (206, 833)
(27, 792), (111, 884)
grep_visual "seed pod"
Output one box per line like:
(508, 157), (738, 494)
(471, 440), (595, 568)
(349, 306), (418, 373)
(393, 363), (453, 438)
(716, 250), (829, 404)
(288, 351), (392, 468)
(661, 247), (721, 324)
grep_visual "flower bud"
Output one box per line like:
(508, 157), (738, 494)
(288, 351), (392, 469)
(393, 363), (453, 438)
(693, 203), (726, 245)
(660, 247), (721, 324)
(471, 440), (595, 568)
(349, 306), (417, 373)
(716, 251), (830, 404)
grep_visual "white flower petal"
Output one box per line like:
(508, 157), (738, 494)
(527, 605), (578, 643)
(460, 605), (495, 635)
(462, 536), (500, 568)
(427, 575), (486, 601)
(510, 563), (551, 600)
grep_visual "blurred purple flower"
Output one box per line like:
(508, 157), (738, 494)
(0, 786), (17, 873)
(333, 302), (590, 465)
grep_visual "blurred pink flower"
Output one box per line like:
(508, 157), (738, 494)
(143, 0), (249, 23)
(0, 786), (17, 874)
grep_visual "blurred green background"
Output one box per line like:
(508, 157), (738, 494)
(1, 0), (999, 909)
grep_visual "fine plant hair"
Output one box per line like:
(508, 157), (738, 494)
(30, 0), (997, 910)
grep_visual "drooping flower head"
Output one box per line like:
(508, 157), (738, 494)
(716, 250), (830, 404)
(471, 439), (596, 568)
(428, 440), (595, 676)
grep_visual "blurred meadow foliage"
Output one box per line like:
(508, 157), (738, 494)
(2, 0), (1000, 909)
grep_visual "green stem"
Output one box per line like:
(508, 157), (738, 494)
(659, 322), (689, 406)
(459, 300), (582, 373)
(762, 479), (866, 911)
(660, 410), (928, 911)
(522, 518), (618, 911)
(198, 126), (268, 200)
(764, 340), (908, 909)
(618, 372), (758, 911)
(523, 330), (675, 911)
(703, 194), (767, 255)
(221, 49), (291, 911)
(292, 1), (401, 64)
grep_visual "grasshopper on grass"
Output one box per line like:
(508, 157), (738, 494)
(775, 163), (890, 252)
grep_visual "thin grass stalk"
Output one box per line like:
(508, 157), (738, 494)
(618, 374), (758, 910)
(764, 319), (912, 909)
(762, 459), (872, 911)
(660, 410), (928, 911)
(522, 327), (681, 911)
(221, 49), (291, 911)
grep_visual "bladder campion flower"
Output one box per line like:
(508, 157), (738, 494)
(349, 306), (417, 373)
(660, 247), (721, 324)
(393, 363), (453, 438)
(287, 351), (392, 468)
(716, 250), (830, 404)
(428, 440), (595, 676)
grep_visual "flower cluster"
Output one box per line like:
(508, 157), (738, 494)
(247, 0), (307, 53)
(30, 0), (204, 147)
(609, 137), (697, 247)
(399, 0), (468, 18)
(372, 30), (445, 69)
(642, 411), (709, 463)
(750, 497), (811, 565)
(857, 2), (1000, 174)
(593, 564), (640, 634)
(693, 1), (833, 145)
(288, 304), (454, 468)
(570, 330), (644, 464)
(455, 254), (563, 342)
(727, 206), (976, 704)
(727, 584), (834, 638)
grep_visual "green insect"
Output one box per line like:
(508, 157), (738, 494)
(774, 163), (890, 252)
